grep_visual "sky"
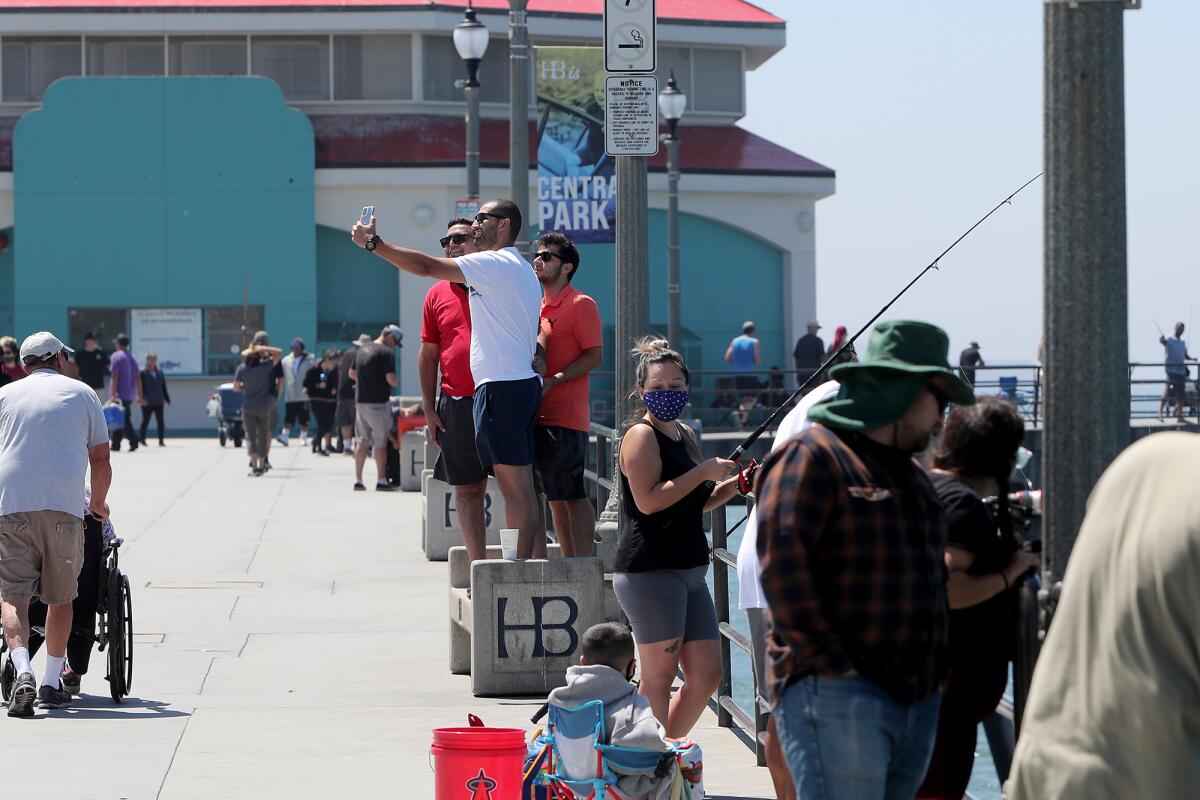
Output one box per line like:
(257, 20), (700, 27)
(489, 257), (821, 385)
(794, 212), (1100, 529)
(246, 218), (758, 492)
(741, 0), (1198, 364)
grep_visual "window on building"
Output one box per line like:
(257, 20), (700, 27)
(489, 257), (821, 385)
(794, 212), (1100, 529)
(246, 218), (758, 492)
(169, 36), (248, 76)
(655, 46), (692, 107)
(86, 37), (165, 76)
(206, 305), (266, 376)
(422, 34), (510, 104)
(1, 37), (82, 103)
(333, 34), (413, 100)
(654, 46), (744, 115)
(67, 307), (128, 355)
(251, 36), (330, 101)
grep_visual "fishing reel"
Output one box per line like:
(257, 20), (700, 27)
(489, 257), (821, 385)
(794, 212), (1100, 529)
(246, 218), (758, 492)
(735, 459), (760, 498)
(982, 489), (1043, 535)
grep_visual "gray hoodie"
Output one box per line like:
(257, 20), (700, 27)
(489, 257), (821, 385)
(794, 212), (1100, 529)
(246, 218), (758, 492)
(547, 664), (671, 798)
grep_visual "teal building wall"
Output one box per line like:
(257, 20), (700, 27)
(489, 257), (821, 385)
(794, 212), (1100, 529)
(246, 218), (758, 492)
(12, 76), (315, 352)
(315, 224), (398, 350)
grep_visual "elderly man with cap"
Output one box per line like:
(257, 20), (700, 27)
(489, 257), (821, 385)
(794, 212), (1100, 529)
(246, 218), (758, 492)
(278, 337), (316, 448)
(347, 324), (402, 491)
(756, 320), (975, 798)
(0, 332), (112, 716)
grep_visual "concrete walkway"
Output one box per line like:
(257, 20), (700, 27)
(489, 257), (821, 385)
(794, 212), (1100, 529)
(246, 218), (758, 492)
(6, 440), (774, 800)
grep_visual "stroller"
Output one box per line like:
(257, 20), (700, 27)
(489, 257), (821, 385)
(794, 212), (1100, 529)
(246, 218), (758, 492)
(206, 382), (244, 447)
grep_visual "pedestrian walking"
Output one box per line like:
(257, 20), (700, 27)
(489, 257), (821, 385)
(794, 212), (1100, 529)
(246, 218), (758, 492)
(303, 349), (340, 455)
(1, 336), (27, 382)
(0, 331), (112, 716)
(348, 325), (401, 491)
(107, 334), (143, 451)
(336, 335), (369, 454)
(278, 337), (316, 447)
(533, 232), (603, 558)
(74, 331), (108, 394)
(917, 398), (1040, 799)
(756, 319), (975, 798)
(825, 324), (848, 357)
(958, 340), (984, 386)
(234, 333), (283, 476)
(1157, 322), (1195, 422)
(138, 352), (170, 446)
(614, 337), (740, 737)
(1007, 432), (1200, 799)
(420, 218), (489, 560)
(725, 320), (762, 427)
(792, 321), (823, 387)
(352, 198), (543, 557)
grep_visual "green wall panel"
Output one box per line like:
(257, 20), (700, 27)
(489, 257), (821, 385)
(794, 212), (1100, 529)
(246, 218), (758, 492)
(315, 224), (399, 350)
(12, 76), (315, 350)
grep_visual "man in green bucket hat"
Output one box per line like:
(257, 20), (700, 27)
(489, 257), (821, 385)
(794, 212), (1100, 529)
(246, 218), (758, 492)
(756, 319), (975, 799)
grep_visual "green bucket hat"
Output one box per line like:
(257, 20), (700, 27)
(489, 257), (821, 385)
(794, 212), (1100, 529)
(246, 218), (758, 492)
(808, 320), (975, 431)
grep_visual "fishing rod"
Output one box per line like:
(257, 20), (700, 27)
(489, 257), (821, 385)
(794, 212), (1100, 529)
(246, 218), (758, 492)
(726, 172), (1043, 465)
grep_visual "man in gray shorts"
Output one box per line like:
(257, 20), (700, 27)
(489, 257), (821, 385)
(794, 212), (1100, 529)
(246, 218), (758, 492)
(348, 325), (401, 491)
(0, 332), (112, 717)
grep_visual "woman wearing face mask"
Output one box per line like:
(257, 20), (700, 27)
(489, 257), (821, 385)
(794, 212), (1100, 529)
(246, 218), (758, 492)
(1, 336), (27, 382)
(614, 337), (741, 738)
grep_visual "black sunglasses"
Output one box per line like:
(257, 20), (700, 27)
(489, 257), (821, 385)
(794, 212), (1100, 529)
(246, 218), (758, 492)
(927, 383), (952, 413)
(533, 251), (560, 262)
(440, 232), (471, 248)
(473, 211), (507, 224)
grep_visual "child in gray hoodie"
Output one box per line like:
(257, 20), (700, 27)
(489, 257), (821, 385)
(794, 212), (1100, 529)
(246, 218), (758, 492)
(547, 623), (674, 799)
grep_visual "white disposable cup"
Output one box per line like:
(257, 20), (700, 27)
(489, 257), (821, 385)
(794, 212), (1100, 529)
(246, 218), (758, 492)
(499, 528), (519, 561)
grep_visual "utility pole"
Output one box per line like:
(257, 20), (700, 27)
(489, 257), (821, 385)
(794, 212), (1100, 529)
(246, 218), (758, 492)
(507, 0), (531, 253)
(614, 156), (651, 427)
(1042, 0), (1134, 583)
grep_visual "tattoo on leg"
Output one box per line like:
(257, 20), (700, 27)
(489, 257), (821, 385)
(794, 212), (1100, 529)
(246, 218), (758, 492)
(665, 639), (681, 654)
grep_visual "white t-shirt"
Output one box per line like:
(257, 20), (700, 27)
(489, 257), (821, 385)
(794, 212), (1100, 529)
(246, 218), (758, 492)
(736, 379), (841, 610)
(455, 246), (542, 386)
(0, 369), (109, 517)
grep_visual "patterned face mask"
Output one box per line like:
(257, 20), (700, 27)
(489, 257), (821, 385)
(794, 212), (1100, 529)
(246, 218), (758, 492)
(642, 389), (689, 421)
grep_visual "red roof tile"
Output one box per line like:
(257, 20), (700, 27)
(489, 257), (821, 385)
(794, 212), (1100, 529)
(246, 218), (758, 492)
(0, 0), (783, 25)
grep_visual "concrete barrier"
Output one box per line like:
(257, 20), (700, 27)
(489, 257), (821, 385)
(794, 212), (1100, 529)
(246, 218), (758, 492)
(448, 546), (604, 695)
(400, 430), (425, 491)
(423, 473), (508, 561)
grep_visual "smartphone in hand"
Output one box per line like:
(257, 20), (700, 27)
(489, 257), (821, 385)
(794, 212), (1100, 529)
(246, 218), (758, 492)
(360, 205), (375, 225)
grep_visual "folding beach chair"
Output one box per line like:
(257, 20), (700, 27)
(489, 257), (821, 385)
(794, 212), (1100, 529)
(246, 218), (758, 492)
(540, 701), (671, 800)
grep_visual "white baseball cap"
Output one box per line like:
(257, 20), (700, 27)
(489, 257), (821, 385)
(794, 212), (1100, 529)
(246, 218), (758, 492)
(19, 331), (73, 362)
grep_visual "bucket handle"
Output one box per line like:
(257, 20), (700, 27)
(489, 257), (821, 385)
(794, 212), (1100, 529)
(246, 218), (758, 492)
(428, 748), (435, 774)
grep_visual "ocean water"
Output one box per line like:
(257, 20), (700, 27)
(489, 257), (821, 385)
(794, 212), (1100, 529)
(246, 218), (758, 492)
(710, 505), (1005, 800)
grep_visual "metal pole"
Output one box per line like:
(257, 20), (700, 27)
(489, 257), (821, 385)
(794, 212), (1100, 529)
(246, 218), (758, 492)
(465, 83), (481, 202)
(615, 155), (650, 427)
(507, 0), (530, 252)
(1042, 0), (1131, 581)
(666, 134), (681, 350)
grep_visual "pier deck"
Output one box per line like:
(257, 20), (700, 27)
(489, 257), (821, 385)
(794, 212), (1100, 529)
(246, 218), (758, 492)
(5, 440), (773, 799)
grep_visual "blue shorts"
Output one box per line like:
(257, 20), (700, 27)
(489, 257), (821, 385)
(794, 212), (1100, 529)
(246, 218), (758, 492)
(472, 377), (540, 470)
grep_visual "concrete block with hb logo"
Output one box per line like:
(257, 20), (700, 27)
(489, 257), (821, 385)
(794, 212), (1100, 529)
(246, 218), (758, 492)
(423, 473), (507, 561)
(447, 546), (603, 695)
(400, 429), (425, 491)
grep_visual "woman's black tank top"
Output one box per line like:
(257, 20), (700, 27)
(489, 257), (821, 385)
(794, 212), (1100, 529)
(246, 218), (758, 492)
(615, 420), (715, 572)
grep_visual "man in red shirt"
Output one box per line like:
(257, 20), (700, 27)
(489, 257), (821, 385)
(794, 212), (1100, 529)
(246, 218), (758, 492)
(420, 219), (488, 560)
(533, 232), (603, 557)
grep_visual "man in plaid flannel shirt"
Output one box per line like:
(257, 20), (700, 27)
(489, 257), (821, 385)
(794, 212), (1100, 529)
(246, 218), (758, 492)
(756, 320), (976, 799)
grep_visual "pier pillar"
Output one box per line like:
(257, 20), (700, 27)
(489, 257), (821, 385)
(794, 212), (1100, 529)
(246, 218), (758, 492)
(1042, 0), (1132, 580)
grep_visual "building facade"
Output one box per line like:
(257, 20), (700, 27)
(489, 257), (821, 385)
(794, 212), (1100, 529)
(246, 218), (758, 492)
(0, 0), (834, 431)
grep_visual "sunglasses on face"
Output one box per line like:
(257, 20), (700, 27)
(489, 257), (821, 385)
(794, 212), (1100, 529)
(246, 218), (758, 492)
(927, 383), (952, 414)
(473, 211), (506, 224)
(440, 232), (471, 248)
(533, 251), (560, 262)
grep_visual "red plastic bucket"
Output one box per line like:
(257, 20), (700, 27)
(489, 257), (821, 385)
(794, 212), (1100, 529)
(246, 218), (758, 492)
(431, 727), (525, 800)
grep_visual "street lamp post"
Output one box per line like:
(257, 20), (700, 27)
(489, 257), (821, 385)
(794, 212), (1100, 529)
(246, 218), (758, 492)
(454, 5), (490, 204)
(658, 72), (687, 351)
(507, 0), (531, 252)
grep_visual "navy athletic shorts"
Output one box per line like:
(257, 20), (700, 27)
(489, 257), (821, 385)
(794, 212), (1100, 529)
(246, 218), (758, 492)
(533, 425), (588, 501)
(472, 377), (540, 470)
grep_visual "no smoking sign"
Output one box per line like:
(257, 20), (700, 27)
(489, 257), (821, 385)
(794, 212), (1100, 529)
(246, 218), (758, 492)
(604, 0), (656, 73)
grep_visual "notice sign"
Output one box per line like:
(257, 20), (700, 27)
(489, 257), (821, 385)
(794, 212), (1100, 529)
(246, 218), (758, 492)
(131, 308), (203, 375)
(604, 75), (659, 157)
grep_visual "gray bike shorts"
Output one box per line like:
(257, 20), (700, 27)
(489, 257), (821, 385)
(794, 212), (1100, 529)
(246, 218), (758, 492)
(613, 566), (719, 645)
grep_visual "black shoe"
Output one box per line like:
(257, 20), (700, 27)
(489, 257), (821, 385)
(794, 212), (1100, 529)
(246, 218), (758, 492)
(375, 482), (396, 492)
(36, 683), (71, 709)
(7, 672), (35, 717)
(353, 482), (366, 491)
(61, 670), (81, 696)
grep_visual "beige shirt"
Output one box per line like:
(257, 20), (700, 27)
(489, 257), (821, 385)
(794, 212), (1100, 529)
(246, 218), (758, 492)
(1007, 432), (1200, 799)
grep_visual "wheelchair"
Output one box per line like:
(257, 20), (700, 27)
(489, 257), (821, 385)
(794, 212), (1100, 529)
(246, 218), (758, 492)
(0, 518), (134, 704)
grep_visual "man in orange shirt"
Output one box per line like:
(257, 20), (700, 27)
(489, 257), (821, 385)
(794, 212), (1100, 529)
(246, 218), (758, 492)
(533, 232), (603, 557)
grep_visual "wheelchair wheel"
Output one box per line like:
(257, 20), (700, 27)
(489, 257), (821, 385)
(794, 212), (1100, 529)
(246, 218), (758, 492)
(219, 431), (227, 447)
(106, 572), (133, 703)
(0, 651), (12, 703)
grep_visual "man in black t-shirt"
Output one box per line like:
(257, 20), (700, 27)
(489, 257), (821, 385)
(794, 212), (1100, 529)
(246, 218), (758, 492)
(347, 325), (401, 491)
(75, 332), (109, 392)
(792, 321), (824, 387)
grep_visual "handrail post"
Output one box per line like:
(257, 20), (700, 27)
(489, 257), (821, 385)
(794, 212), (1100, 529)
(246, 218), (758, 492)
(711, 505), (733, 728)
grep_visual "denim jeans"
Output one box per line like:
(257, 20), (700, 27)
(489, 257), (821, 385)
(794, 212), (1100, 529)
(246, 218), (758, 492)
(773, 675), (941, 800)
